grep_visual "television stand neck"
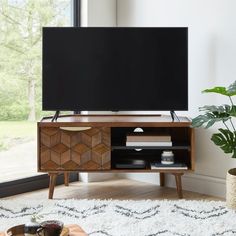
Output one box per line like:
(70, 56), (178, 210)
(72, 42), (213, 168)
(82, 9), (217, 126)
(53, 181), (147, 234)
(52, 110), (60, 122)
(170, 110), (180, 122)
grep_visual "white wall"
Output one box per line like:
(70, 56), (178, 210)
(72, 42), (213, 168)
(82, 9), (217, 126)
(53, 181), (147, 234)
(116, 0), (236, 197)
(81, 0), (117, 27)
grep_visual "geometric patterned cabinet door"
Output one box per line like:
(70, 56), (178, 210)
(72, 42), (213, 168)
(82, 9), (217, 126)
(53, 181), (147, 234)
(39, 127), (111, 171)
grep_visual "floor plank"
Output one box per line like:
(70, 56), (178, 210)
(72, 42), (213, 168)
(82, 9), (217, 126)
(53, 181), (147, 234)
(3, 178), (223, 201)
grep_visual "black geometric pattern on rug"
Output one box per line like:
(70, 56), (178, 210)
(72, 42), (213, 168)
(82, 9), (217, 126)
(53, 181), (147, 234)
(146, 230), (190, 236)
(55, 203), (107, 219)
(212, 230), (236, 236)
(115, 205), (160, 219)
(0, 204), (43, 218)
(172, 204), (228, 220)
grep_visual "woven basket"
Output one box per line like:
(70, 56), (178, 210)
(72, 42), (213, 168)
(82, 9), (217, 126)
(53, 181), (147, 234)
(226, 168), (236, 209)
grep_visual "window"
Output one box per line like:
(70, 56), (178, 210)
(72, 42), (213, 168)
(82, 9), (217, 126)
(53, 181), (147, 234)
(0, 0), (79, 195)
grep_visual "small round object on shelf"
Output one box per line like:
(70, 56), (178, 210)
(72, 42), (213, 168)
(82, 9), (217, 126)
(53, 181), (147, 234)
(161, 150), (174, 164)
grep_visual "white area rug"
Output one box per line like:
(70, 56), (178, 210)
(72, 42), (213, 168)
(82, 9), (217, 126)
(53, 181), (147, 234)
(0, 199), (236, 236)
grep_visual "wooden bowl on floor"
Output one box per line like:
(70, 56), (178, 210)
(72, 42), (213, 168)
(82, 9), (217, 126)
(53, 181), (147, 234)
(6, 225), (69, 236)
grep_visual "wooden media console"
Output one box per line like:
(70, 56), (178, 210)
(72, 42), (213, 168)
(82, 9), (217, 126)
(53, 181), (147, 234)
(37, 115), (195, 199)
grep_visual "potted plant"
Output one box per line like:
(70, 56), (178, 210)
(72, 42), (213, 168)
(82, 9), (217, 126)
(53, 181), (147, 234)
(192, 81), (236, 208)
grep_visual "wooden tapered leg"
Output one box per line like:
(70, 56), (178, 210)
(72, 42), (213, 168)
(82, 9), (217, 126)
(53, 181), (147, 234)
(48, 173), (58, 199)
(159, 173), (165, 187)
(174, 173), (183, 199)
(64, 172), (69, 186)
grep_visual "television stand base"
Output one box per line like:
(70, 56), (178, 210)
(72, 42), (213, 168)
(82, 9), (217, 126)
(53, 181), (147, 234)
(170, 110), (180, 122)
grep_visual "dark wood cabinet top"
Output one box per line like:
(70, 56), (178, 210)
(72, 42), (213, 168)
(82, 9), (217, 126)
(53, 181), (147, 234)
(39, 114), (192, 127)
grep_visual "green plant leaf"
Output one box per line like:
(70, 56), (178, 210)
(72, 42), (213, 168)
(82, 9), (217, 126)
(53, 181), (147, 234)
(199, 105), (231, 115)
(191, 105), (231, 128)
(202, 81), (236, 97)
(205, 119), (216, 129)
(211, 129), (236, 158)
(191, 114), (230, 128)
(230, 105), (236, 117)
(227, 81), (236, 96)
(203, 87), (230, 96)
(191, 115), (207, 127)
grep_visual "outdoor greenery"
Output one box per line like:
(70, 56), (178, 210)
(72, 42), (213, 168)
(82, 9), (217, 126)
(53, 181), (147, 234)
(0, 0), (71, 121)
(0, 121), (36, 150)
(192, 81), (236, 158)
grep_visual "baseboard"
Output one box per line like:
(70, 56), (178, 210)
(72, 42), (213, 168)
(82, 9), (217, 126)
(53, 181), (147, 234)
(117, 173), (226, 199)
(79, 173), (89, 183)
(80, 173), (116, 182)
(165, 173), (226, 198)
(88, 173), (116, 182)
(117, 173), (160, 185)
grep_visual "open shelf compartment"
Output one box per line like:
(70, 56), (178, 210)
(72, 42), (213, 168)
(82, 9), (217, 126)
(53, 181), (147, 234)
(111, 127), (193, 170)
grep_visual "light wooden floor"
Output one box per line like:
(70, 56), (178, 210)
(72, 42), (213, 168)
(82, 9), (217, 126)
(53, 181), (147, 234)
(4, 178), (223, 201)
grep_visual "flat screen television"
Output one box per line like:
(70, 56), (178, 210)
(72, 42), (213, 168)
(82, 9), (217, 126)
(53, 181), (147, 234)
(43, 27), (188, 111)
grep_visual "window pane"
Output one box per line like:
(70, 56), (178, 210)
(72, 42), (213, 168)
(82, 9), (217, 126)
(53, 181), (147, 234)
(0, 0), (72, 183)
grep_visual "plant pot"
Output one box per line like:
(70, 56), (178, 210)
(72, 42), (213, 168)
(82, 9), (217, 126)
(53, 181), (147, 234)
(226, 168), (236, 209)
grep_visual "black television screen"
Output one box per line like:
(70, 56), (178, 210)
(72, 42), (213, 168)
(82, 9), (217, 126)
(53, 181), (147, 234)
(43, 27), (188, 111)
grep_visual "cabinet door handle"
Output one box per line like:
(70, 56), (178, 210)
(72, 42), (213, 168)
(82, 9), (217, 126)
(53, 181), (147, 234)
(59, 127), (91, 131)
